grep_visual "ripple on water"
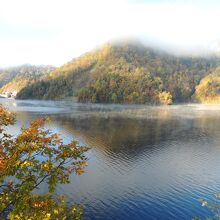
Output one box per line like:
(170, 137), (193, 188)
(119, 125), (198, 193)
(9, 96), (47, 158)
(1, 99), (220, 219)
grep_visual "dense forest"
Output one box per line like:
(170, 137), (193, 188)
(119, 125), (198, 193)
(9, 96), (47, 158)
(0, 65), (54, 94)
(5, 42), (220, 104)
(193, 66), (220, 103)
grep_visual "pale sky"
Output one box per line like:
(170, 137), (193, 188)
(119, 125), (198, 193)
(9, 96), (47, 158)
(1, 0), (220, 67)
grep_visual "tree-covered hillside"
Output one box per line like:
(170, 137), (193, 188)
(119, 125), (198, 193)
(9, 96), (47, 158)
(193, 66), (220, 103)
(16, 42), (220, 104)
(0, 65), (55, 94)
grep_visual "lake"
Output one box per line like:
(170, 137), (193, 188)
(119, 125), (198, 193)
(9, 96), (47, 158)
(1, 99), (220, 219)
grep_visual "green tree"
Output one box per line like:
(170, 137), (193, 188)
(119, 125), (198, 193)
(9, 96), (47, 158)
(0, 105), (89, 219)
(111, 93), (118, 103)
(77, 87), (91, 102)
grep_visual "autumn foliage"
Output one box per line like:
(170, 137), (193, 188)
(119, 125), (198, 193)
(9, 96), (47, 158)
(0, 105), (89, 219)
(17, 42), (218, 103)
(193, 66), (220, 103)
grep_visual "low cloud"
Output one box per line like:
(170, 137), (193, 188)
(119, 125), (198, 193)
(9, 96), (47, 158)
(0, 0), (220, 66)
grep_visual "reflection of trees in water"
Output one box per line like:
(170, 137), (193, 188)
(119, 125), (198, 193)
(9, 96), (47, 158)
(11, 107), (220, 162)
(52, 116), (188, 157)
(51, 113), (220, 159)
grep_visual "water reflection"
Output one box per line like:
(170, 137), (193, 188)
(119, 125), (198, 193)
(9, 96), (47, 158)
(1, 99), (220, 219)
(53, 114), (220, 220)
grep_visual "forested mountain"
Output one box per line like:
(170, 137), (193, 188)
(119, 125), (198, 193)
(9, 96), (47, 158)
(0, 65), (55, 94)
(16, 42), (220, 104)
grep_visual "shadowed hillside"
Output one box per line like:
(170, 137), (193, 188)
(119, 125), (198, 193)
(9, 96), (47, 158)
(0, 65), (55, 94)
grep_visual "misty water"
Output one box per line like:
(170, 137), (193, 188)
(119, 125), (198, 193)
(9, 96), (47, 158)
(1, 99), (220, 220)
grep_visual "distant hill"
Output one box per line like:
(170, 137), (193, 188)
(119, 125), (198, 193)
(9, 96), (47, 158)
(16, 42), (220, 104)
(0, 65), (55, 94)
(193, 66), (220, 103)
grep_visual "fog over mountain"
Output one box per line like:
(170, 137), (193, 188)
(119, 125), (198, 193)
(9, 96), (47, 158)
(1, 0), (220, 67)
(14, 41), (219, 104)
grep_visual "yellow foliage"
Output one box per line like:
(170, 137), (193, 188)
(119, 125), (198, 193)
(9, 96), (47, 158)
(159, 91), (173, 105)
(194, 67), (220, 103)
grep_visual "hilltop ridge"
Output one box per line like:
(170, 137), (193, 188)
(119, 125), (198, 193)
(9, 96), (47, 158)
(15, 41), (219, 104)
(0, 41), (215, 104)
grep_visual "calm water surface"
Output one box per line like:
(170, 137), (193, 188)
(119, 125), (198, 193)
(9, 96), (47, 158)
(1, 99), (220, 220)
